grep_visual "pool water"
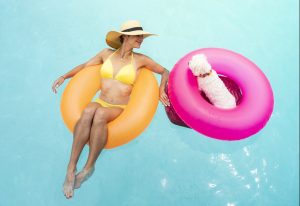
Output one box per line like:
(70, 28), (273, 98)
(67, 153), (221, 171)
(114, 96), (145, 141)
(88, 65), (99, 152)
(0, 0), (298, 205)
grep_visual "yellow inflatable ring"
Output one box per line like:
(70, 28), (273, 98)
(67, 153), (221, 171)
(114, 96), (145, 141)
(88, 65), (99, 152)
(60, 64), (159, 149)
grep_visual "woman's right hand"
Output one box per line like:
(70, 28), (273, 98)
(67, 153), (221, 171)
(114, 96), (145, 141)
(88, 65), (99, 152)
(51, 49), (104, 94)
(52, 76), (65, 94)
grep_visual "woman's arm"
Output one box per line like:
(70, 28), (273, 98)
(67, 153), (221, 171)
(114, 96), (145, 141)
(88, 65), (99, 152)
(61, 48), (107, 79)
(52, 48), (107, 94)
(141, 55), (170, 106)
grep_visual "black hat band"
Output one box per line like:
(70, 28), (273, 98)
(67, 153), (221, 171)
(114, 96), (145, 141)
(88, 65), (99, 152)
(121, 27), (143, 32)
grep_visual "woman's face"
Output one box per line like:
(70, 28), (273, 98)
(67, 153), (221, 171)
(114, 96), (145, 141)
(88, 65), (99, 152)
(124, 35), (144, 48)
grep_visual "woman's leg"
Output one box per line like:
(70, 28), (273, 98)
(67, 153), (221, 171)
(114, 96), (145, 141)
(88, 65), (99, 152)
(74, 106), (123, 188)
(63, 102), (102, 199)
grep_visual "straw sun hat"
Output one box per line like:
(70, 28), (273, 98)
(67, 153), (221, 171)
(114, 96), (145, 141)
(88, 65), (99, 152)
(105, 20), (157, 49)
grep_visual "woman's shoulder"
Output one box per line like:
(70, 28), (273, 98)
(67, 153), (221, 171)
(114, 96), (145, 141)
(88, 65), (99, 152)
(104, 48), (116, 54)
(133, 52), (152, 62)
(100, 48), (116, 59)
(133, 51), (147, 57)
(133, 52), (157, 69)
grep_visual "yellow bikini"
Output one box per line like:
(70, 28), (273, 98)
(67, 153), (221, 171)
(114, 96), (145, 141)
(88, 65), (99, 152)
(100, 48), (136, 85)
(94, 49), (136, 109)
(94, 98), (126, 109)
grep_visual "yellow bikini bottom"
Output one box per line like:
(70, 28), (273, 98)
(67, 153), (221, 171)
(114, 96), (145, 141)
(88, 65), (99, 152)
(94, 98), (127, 109)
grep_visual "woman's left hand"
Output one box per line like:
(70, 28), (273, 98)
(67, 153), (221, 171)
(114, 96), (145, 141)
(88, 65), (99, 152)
(159, 88), (170, 107)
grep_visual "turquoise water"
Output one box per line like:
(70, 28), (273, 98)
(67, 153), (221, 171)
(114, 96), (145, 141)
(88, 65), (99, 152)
(0, 0), (298, 205)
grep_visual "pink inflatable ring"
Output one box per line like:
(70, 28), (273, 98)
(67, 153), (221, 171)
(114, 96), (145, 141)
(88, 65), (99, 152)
(168, 48), (274, 140)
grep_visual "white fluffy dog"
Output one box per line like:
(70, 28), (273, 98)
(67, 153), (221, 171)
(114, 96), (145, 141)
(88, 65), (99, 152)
(188, 54), (236, 109)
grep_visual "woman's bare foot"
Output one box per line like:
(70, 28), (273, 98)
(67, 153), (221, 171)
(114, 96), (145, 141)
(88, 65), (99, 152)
(62, 169), (76, 199)
(74, 166), (95, 189)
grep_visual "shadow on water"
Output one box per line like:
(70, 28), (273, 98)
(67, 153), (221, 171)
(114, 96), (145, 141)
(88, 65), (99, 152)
(171, 124), (262, 154)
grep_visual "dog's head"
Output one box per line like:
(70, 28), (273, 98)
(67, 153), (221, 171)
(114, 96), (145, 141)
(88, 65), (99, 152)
(188, 54), (212, 76)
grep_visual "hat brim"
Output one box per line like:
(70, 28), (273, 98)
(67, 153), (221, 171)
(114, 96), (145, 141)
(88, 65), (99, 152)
(106, 30), (157, 49)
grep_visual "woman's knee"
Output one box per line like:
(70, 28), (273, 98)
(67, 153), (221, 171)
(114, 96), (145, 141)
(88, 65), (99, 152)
(81, 104), (99, 119)
(93, 108), (108, 124)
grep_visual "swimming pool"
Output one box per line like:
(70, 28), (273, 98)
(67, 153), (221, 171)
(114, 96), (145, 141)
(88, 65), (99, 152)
(0, 0), (298, 205)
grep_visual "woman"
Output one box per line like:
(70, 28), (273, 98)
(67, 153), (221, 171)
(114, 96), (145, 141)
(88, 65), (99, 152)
(51, 20), (170, 199)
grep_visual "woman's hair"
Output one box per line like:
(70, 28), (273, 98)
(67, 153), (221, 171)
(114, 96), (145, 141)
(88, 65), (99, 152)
(120, 35), (124, 43)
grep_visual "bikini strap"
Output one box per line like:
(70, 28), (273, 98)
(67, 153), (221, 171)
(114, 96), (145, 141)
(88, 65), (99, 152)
(131, 51), (134, 64)
(108, 48), (120, 59)
(110, 48), (133, 63)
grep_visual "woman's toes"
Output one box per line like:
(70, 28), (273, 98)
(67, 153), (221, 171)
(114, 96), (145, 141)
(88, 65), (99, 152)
(62, 171), (76, 199)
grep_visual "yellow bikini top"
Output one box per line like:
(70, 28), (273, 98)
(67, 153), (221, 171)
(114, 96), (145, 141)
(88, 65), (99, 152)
(100, 49), (136, 85)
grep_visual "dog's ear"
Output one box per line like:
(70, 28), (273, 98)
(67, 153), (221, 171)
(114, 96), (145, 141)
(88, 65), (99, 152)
(188, 61), (196, 75)
(188, 60), (194, 71)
